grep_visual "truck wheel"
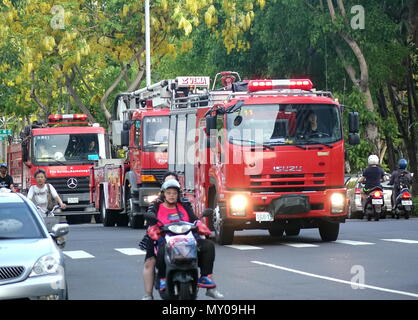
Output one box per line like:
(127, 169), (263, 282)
(319, 221), (339, 242)
(94, 213), (102, 223)
(101, 192), (116, 227)
(117, 214), (129, 227)
(213, 199), (234, 245)
(125, 189), (144, 229)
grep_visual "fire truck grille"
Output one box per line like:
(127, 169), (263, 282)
(249, 173), (326, 188)
(47, 177), (90, 194)
(0, 266), (25, 281)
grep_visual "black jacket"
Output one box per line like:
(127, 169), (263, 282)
(145, 197), (199, 226)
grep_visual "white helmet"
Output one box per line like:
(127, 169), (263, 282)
(368, 154), (379, 165)
(161, 179), (181, 191)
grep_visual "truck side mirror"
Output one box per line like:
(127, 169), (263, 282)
(205, 116), (217, 136)
(348, 112), (359, 133)
(348, 133), (360, 145)
(121, 130), (130, 147)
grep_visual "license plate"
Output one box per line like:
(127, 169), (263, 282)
(401, 200), (412, 206)
(255, 212), (274, 222)
(67, 197), (79, 204)
(372, 199), (383, 205)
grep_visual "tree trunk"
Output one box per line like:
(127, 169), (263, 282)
(64, 74), (96, 123)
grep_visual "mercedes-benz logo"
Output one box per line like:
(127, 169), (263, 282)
(67, 178), (78, 189)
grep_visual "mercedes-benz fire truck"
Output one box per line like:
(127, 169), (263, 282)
(168, 77), (360, 245)
(89, 76), (211, 228)
(7, 114), (110, 224)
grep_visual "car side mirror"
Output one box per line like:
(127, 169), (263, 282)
(205, 116), (217, 136)
(348, 133), (360, 145)
(50, 223), (69, 238)
(121, 130), (130, 147)
(348, 112), (359, 133)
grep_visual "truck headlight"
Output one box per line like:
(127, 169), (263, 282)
(331, 193), (345, 213)
(230, 195), (247, 216)
(144, 194), (159, 203)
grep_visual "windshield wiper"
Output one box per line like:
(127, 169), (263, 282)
(229, 138), (274, 150)
(304, 139), (333, 148)
(145, 142), (168, 147)
(39, 157), (67, 165)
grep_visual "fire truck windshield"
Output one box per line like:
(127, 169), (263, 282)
(142, 116), (169, 151)
(33, 133), (106, 165)
(226, 104), (342, 146)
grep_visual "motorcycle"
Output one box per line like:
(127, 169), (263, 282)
(37, 205), (69, 249)
(393, 185), (413, 220)
(362, 186), (384, 221)
(145, 209), (213, 300)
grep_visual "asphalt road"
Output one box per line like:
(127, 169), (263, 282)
(62, 217), (418, 300)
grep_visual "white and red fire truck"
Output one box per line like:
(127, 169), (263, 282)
(8, 114), (110, 224)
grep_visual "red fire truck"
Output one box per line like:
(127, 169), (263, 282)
(168, 77), (360, 244)
(7, 114), (110, 224)
(89, 76), (211, 228)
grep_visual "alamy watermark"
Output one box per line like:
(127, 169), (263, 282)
(350, 265), (366, 289)
(351, 5), (365, 30)
(50, 5), (65, 30)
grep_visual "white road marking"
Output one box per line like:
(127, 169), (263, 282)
(251, 261), (418, 299)
(335, 240), (375, 246)
(281, 242), (319, 248)
(381, 239), (418, 244)
(63, 250), (95, 259)
(115, 248), (146, 256)
(225, 245), (263, 250)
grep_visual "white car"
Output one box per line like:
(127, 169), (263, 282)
(0, 191), (69, 300)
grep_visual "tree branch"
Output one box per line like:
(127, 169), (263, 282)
(64, 73), (96, 123)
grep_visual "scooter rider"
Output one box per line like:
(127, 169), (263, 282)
(358, 155), (385, 209)
(389, 158), (412, 207)
(145, 179), (224, 299)
(0, 163), (15, 192)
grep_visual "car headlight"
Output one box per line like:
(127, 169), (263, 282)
(331, 193), (345, 213)
(30, 255), (61, 277)
(144, 194), (159, 203)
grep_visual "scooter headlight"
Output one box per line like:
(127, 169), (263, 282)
(167, 224), (192, 234)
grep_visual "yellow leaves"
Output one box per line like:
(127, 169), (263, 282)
(205, 5), (217, 27)
(43, 36), (56, 52)
(257, 0), (266, 9)
(122, 4), (129, 17)
(178, 17), (193, 36)
(39, 2), (51, 14)
(0, 64), (10, 73)
(180, 39), (193, 52)
(161, 0), (168, 12)
(2, 0), (12, 7)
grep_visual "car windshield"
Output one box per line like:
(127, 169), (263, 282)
(226, 104), (342, 146)
(33, 133), (106, 165)
(143, 116), (169, 151)
(0, 203), (44, 239)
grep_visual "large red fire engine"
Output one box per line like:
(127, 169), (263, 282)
(89, 76), (211, 228)
(7, 114), (110, 224)
(168, 76), (360, 245)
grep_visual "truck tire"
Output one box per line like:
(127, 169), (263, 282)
(319, 221), (339, 242)
(117, 214), (129, 227)
(125, 188), (144, 229)
(101, 192), (116, 227)
(213, 197), (234, 245)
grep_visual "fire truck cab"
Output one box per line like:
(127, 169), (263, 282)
(168, 77), (360, 245)
(8, 114), (110, 224)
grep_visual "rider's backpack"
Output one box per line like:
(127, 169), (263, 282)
(398, 171), (410, 188)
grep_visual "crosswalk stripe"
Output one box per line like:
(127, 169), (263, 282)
(281, 242), (319, 248)
(225, 245), (263, 250)
(115, 248), (146, 256)
(63, 250), (95, 259)
(335, 240), (375, 246)
(381, 239), (418, 244)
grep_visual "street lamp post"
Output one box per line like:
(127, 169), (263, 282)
(145, 0), (151, 87)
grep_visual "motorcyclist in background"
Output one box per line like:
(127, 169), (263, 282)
(358, 155), (385, 209)
(389, 158), (412, 208)
(0, 163), (15, 192)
